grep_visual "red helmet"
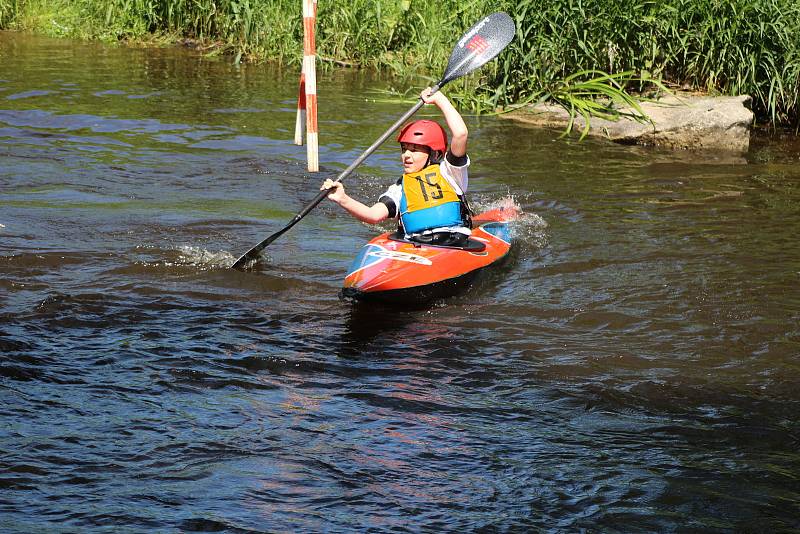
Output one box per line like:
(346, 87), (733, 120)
(396, 120), (447, 153)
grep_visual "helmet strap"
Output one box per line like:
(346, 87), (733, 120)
(429, 150), (443, 165)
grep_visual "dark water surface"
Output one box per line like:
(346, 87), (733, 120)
(2, 33), (800, 532)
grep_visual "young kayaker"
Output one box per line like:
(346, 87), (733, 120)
(321, 87), (472, 247)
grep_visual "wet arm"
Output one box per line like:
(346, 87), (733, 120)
(422, 88), (468, 158)
(321, 180), (389, 224)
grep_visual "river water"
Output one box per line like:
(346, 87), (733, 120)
(2, 32), (799, 532)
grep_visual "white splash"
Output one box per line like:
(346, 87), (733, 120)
(175, 246), (238, 269)
(473, 195), (549, 246)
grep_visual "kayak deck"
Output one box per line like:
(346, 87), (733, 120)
(341, 205), (518, 304)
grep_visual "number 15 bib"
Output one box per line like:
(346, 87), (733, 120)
(399, 164), (463, 233)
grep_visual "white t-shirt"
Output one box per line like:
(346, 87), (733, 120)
(379, 153), (471, 236)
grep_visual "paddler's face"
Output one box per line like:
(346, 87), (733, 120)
(400, 142), (431, 173)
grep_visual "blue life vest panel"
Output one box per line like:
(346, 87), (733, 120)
(399, 164), (463, 233)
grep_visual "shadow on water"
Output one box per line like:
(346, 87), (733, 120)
(340, 301), (428, 350)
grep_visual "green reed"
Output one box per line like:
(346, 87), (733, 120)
(492, 0), (800, 127)
(2, 0), (798, 126)
(0, 0), (19, 27)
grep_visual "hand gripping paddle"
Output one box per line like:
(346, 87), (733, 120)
(232, 12), (515, 270)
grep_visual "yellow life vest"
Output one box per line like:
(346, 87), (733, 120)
(399, 164), (463, 233)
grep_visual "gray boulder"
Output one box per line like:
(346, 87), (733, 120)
(503, 93), (754, 153)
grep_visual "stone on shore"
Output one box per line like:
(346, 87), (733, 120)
(503, 93), (754, 153)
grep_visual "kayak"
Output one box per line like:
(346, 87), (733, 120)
(341, 204), (519, 303)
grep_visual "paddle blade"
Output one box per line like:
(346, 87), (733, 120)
(440, 12), (515, 87)
(231, 225), (290, 270)
(231, 244), (267, 270)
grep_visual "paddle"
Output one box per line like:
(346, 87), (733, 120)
(231, 12), (515, 270)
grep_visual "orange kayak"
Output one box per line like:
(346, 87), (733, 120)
(341, 204), (519, 303)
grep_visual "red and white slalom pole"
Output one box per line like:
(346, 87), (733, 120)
(302, 0), (318, 172)
(294, 73), (306, 146)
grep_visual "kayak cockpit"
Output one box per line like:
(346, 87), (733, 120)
(386, 232), (486, 252)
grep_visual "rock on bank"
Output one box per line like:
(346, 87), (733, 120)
(503, 94), (754, 153)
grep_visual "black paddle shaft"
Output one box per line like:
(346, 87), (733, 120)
(296, 95), (431, 219)
(231, 13), (515, 269)
(230, 95), (430, 268)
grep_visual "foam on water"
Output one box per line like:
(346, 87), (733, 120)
(175, 245), (238, 269)
(473, 195), (549, 246)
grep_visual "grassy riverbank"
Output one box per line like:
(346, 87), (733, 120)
(2, 0), (798, 126)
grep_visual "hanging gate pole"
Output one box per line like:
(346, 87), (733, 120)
(294, 73), (306, 146)
(302, 0), (319, 172)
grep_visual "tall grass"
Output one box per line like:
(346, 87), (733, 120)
(492, 0), (800, 126)
(2, 0), (798, 126)
(0, 0), (20, 28)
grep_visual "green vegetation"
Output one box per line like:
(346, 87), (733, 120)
(497, 0), (800, 127)
(2, 0), (798, 126)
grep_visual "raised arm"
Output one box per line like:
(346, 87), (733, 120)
(420, 87), (468, 158)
